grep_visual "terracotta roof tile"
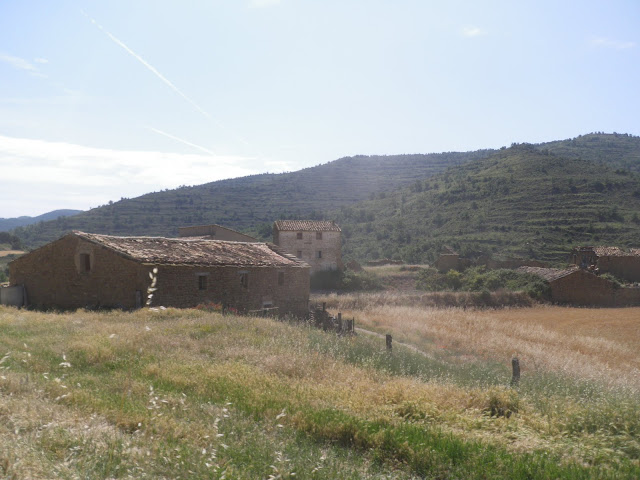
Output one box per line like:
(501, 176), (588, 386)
(74, 231), (308, 267)
(593, 246), (626, 257)
(273, 220), (341, 232)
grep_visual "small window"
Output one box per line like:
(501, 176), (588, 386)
(80, 253), (91, 272)
(316, 232), (322, 240)
(278, 272), (285, 286)
(317, 250), (322, 259)
(296, 250), (302, 258)
(240, 272), (249, 289)
(296, 232), (303, 240)
(198, 275), (208, 290)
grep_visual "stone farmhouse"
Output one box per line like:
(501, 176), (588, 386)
(519, 266), (640, 307)
(572, 246), (640, 283)
(179, 224), (257, 242)
(273, 220), (342, 274)
(9, 231), (310, 316)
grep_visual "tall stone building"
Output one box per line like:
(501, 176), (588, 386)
(273, 220), (342, 274)
(9, 231), (309, 316)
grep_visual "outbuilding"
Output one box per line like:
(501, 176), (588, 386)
(9, 231), (310, 316)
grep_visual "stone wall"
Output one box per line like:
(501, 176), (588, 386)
(10, 235), (310, 317)
(596, 256), (640, 283)
(178, 225), (257, 242)
(10, 235), (147, 309)
(613, 287), (640, 306)
(153, 264), (310, 318)
(550, 270), (617, 306)
(274, 230), (342, 273)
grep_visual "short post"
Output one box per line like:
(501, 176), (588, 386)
(322, 302), (326, 312)
(511, 357), (520, 386)
(338, 313), (342, 333)
(386, 334), (392, 352)
(263, 308), (268, 317)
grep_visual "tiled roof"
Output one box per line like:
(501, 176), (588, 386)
(74, 231), (308, 267)
(273, 220), (341, 232)
(593, 246), (626, 257)
(517, 266), (579, 282)
(574, 246), (640, 257)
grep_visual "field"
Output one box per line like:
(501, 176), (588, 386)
(1, 304), (639, 479)
(316, 292), (640, 391)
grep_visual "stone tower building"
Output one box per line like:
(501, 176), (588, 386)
(273, 220), (342, 274)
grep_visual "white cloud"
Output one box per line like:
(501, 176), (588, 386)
(591, 36), (636, 50)
(0, 53), (47, 78)
(34, 57), (49, 64)
(0, 135), (259, 216)
(248, 0), (282, 8)
(461, 27), (486, 38)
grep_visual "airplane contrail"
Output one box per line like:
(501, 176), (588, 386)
(146, 126), (217, 156)
(82, 10), (211, 119)
(83, 10), (258, 152)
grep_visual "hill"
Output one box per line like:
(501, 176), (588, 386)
(335, 141), (640, 263)
(12, 151), (492, 248)
(540, 132), (640, 171)
(0, 209), (82, 232)
(10, 133), (640, 259)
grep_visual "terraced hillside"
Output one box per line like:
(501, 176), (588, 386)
(336, 142), (640, 263)
(13, 150), (492, 248)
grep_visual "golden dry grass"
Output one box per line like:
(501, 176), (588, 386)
(314, 294), (640, 391)
(2, 306), (640, 478)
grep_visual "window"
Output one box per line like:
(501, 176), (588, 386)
(317, 250), (322, 259)
(240, 272), (249, 289)
(296, 232), (303, 240)
(278, 272), (285, 286)
(198, 275), (208, 290)
(316, 232), (322, 240)
(79, 253), (91, 272)
(296, 250), (302, 258)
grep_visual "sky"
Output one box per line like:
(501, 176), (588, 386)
(1, 0), (639, 218)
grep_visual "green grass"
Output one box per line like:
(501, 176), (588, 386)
(1, 306), (639, 478)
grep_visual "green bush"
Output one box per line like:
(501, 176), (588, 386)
(417, 267), (551, 300)
(341, 270), (384, 291)
(310, 269), (384, 292)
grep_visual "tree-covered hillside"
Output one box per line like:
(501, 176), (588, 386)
(336, 142), (640, 263)
(13, 151), (492, 248)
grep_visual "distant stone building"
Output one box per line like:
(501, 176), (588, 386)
(179, 224), (257, 242)
(571, 246), (640, 282)
(273, 220), (342, 274)
(9, 231), (309, 316)
(518, 266), (640, 306)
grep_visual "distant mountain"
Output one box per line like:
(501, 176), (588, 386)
(0, 209), (82, 232)
(12, 150), (493, 248)
(335, 140), (640, 263)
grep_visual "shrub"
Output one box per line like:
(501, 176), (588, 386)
(341, 270), (384, 292)
(417, 267), (551, 300)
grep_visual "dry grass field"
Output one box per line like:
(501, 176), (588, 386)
(316, 293), (640, 392)
(1, 303), (639, 478)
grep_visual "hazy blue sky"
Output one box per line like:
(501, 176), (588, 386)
(1, 0), (639, 217)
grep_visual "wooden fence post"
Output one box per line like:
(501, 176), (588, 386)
(386, 334), (392, 352)
(511, 357), (520, 386)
